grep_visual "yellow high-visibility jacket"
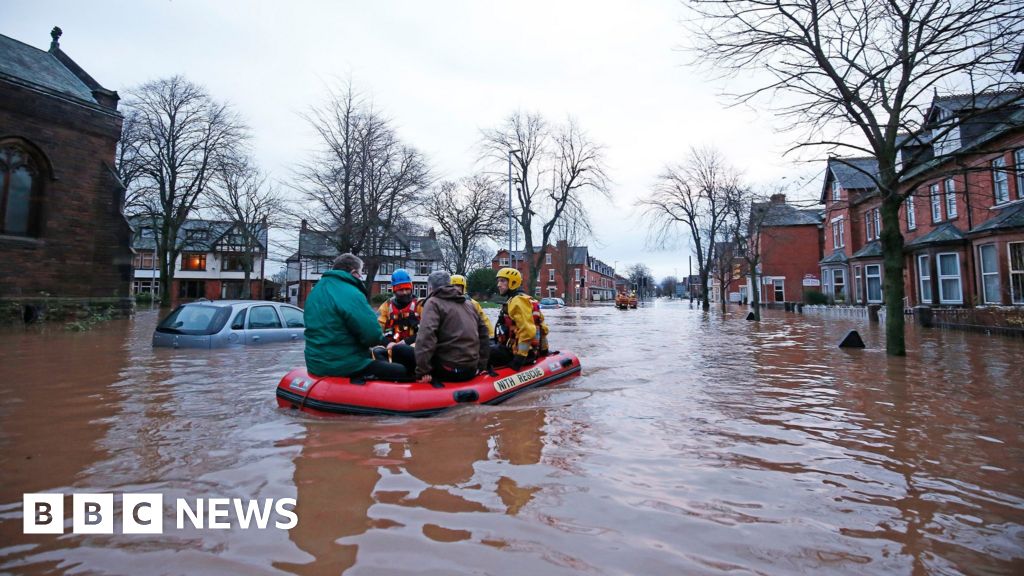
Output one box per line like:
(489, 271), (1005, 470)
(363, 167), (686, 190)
(497, 293), (549, 357)
(469, 297), (494, 338)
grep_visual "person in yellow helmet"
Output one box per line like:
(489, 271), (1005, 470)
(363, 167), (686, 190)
(450, 274), (494, 338)
(491, 267), (549, 371)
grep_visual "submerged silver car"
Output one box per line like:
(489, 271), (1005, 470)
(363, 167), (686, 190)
(152, 300), (305, 348)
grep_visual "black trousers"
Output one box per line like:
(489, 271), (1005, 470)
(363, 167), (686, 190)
(371, 344), (416, 377)
(490, 344), (543, 368)
(351, 359), (410, 381)
(428, 360), (478, 383)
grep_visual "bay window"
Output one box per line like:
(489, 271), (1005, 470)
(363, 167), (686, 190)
(1010, 242), (1024, 305)
(865, 264), (882, 303)
(918, 255), (932, 304)
(937, 253), (962, 304)
(979, 244), (1000, 304)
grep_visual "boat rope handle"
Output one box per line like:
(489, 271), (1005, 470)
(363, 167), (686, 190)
(298, 377), (325, 411)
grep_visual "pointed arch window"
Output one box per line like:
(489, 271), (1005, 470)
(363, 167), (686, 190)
(0, 144), (44, 237)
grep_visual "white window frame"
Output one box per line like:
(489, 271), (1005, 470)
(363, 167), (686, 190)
(979, 244), (1000, 304)
(547, 286), (557, 297)
(831, 178), (841, 202)
(993, 157), (1009, 204)
(906, 195), (916, 230)
(937, 252), (963, 304)
(854, 266), (862, 304)
(944, 178), (957, 218)
(930, 183), (942, 222)
(545, 253), (552, 265)
(864, 208), (880, 241)
(832, 268), (846, 302)
(918, 254), (932, 304)
(865, 264), (882, 303)
(499, 257), (509, 266)
(1010, 242), (1024, 305)
(1015, 149), (1024, 200)
(773, 278), (785, 302)
(548, 269), (555, 282)
(575, 268), (580, 282)
(831, 218), (845, 249)
(132, 280), (160, 294)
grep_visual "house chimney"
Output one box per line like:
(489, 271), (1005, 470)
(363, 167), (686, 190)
(49, 26), (62, 51)
(301, 219), (308, 231)
(770, 193), (787, 204)
(428, 228), (436, 240)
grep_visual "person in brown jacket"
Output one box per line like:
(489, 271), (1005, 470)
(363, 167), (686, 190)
(414, 271), (490, 383)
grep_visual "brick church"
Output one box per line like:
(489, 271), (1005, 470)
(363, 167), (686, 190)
(0, 27), (133, 320)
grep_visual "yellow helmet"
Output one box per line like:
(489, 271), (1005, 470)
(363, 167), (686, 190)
(497, 267), (522, 290)
(450, 274), (467, 291)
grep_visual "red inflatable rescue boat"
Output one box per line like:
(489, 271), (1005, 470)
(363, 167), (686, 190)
(276, 351), (582, 417)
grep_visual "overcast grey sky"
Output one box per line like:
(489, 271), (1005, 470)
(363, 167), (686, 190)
(3, 0), (824, 279)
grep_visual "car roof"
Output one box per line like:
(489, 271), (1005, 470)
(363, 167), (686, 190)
(183, 300), (299, 309)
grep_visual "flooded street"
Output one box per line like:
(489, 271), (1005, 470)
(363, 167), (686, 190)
(1, 300), (1022, 575)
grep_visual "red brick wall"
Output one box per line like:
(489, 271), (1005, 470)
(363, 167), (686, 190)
(760, 224), (823, 301)
(0, 80), (132, 299)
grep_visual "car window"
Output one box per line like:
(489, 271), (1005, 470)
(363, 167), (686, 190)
(230, 308), (247, 330)
(157, 305), (230, 335)
(247, 306), (283, 329)
(280, 306), (304, 328)
(540, 298), (554, 305)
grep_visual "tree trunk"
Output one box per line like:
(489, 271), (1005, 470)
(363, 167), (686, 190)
(750, 268), (761, 321)
(362, 257), (381, 304)
(699, 270), (710, 311)
(880, 192), (907, 355)
(242, 258), (252, 299)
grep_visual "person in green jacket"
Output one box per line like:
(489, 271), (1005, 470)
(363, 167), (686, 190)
(303, 253), (408, 380)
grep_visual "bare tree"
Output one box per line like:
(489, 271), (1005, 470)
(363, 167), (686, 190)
(295, 82), (430, 295)
(660, 276), (678, 298)
(115, 108), (145, 196)
(723, 184), (769, 321)
(207, 156), (288, 299)
(554, 202), (590, 304)
(481, 113), (609, 294)
(640, 146), (739, 311)
(711, 239), (740, 312)
(425, 175), (507, 274)
(121, 76), (247, 307)
(625, 263), (655, 300)
(687, 0), (1023, 354)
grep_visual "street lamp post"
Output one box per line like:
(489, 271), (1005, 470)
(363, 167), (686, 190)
(507, 149), (522, 269)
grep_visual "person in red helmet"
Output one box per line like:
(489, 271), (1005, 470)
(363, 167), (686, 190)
(372, 268), (421, 376)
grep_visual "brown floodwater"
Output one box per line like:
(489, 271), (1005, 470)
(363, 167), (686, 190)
(0, 300), (1022, 575)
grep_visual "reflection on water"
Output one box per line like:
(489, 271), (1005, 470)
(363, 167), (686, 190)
(0, 303), (1022, 575)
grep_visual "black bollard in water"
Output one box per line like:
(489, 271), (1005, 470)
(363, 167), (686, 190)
(746, 311), (756, 321)
(838, 330), (865, 348)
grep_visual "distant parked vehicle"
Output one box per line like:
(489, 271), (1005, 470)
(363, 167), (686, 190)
(152, 300), (305, 348)
(615, 292), (630, 310)
(539, 297), (565, 309)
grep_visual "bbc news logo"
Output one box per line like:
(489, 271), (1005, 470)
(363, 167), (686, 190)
(23, 493), (297, 534)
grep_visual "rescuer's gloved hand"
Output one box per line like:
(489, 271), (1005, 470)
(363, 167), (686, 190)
(509, 355), (526, 371)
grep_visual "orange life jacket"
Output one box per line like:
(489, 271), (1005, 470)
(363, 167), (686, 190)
(385, 297), (419, 342)
(495, 292), (544, 351)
